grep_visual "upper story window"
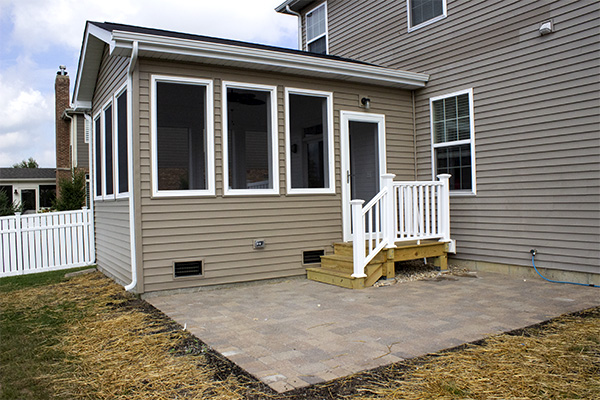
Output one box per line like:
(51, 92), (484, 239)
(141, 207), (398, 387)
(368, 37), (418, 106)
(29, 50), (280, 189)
(430, 88), (476, 195)
(306, 3), (328, 54)
(407, 0), (447, 32)
(151, 76), (215, 197)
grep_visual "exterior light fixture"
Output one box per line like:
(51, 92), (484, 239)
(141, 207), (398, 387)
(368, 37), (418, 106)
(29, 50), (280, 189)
(539, 20), (553, 35)
(14, 189), (18, 195)
(361, 97), (371, 109)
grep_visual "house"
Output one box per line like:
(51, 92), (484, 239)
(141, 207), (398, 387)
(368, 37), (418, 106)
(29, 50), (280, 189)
(276, 0), (600, 284)
(0, 168), (56, 213)
(73, 21), (458, 294)
(55, 66), (91, 206)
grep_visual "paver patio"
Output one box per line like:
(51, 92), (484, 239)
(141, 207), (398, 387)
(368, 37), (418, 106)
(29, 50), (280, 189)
(147, 271), (600, 393)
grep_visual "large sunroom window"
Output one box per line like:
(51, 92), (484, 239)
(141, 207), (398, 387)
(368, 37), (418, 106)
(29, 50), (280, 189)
(223, 83), (278, 195)
(306, 3), (328, 54)
(151, 76), (214, 196)
(430, 88), (476, 194)
(286, 89), (334, 194)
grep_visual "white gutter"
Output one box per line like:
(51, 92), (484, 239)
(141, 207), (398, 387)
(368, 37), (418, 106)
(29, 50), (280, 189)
(110, 31), (429, 89)
(124, 40), (138, 292)
(286, 5), (303, 50)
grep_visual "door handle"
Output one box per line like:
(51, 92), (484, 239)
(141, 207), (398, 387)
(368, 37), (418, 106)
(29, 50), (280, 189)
(347, 170), (351, 184)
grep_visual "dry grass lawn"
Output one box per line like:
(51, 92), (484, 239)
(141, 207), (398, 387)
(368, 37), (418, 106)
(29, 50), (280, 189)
(1, 270), (598, 399)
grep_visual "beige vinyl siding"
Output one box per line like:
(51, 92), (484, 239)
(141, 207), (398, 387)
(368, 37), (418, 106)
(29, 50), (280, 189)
(324, 0), (600, 275)
(95, 199), (131, 284)
(137, 59), (413, 292)
(76, 114), (88, 168)
(92, 46), (132, 283)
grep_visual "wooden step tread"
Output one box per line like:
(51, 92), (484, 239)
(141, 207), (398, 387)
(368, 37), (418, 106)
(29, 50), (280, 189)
(306, 266), (354, 279)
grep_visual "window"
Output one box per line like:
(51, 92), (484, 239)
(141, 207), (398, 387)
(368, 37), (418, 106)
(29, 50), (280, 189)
(151, 76), (214, 197)
(430, 88), (476, 194)
(306, 3), (328, 54)
(93, 115), (102, 198)
(223, 82), (278, 195)
(285, 88), (334, 194)
(39, 185), (56, 209)
(407, 0), (447, 31)
(84, 115), (91, 143)
(103, 104), (114, 197)
(0, 185), (12, 208)
(116, 88), (128, 195)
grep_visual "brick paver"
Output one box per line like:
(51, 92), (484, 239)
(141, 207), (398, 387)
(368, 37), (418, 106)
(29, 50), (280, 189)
(147, 272), (600, 393)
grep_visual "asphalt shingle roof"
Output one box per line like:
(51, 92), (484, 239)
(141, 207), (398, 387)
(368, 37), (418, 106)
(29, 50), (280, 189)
(0, 168), (56, 180)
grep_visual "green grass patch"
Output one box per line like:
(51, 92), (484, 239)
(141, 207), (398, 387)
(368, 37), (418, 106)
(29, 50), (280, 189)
(0, 267), (95, 399)
(0, 265), (95, 293)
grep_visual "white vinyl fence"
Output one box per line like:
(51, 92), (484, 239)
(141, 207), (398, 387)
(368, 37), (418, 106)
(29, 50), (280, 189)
(0, 208), (95, 277)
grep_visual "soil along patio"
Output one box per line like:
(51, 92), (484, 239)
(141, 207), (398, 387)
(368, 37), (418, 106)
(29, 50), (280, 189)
(147, 270), (600, 393)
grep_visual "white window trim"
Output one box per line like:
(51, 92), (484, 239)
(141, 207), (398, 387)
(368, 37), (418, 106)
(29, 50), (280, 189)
(407, 0), (447, 33)
(101, 100), (116, 200)
(150, 75), (215, 198)
(284, 87), (335, 195)
(92, 112), (102, 201)
(222, 81), (279, 196)
(114, 83), (129, 199)
(305, 2), (328, 54)
(429, 87), (476, 196)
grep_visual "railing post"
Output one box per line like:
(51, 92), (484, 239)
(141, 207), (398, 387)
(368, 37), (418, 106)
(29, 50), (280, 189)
(437, 174), (451, 242)
(350, 199), (367, 278)
(382, 173), (396, 248)
(14, 212), (23, 274)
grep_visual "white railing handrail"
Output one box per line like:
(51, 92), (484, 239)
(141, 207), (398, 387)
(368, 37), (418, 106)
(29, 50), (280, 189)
(351, 174), (451, 278)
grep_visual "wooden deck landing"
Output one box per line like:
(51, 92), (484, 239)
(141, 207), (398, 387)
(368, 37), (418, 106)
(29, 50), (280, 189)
(306, 240), (450, 289)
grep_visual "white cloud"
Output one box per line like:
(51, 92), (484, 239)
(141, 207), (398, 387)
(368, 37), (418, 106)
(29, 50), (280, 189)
(0, 0), (299, 167)
(4, 0), (297, 51)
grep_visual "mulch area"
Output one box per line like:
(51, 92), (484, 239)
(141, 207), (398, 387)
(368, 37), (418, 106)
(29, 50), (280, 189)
(2, 269), (599, 399)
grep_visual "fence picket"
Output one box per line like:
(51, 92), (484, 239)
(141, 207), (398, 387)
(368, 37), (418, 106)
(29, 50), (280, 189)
(0, 209), (94, 277)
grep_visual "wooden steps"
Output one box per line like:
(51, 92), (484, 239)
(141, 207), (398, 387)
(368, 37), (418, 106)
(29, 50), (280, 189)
(306, 240), (450, 289)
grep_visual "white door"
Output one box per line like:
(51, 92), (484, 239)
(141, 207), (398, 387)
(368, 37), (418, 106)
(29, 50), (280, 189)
(340, 111), (386, 241)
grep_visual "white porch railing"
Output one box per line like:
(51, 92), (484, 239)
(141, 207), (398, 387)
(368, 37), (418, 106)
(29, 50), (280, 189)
(351, 174), (451, 278)
(0, 208), (95, 277)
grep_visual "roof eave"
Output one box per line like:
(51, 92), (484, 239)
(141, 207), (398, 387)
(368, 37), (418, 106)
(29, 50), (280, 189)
(110, 30), (429, 89)
(275, 0), (316, 14)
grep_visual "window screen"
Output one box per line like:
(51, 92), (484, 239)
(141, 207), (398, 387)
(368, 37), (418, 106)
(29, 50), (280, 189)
(104, 105), (114, 196)
(306, 3), (327, 54)
(156, 82), (208, 191)
(289, 94), (330, 190)
(117, 90), (128, 193)
(94, 117), (102, 197)
(226, 87), (273, 190)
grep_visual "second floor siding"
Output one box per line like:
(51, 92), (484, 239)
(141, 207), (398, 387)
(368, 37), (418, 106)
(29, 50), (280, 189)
(325, 0), (597, 73)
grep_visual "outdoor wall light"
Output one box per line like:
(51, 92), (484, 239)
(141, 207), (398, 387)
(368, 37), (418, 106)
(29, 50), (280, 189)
(14, 189), (18, 195)
(361, 97), (371, 109)
(539, 20), (553, 35)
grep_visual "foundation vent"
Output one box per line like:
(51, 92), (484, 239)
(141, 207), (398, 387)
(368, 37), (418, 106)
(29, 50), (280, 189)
(174, 260), (203, 278)
(302, 249), (325, 265)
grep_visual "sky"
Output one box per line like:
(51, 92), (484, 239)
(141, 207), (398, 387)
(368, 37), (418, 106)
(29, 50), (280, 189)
(0, 0), (298, 167)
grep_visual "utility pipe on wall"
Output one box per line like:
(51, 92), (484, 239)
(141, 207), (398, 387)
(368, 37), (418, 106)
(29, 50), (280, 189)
(124, 40), (138, 292)
(286, 5), (303, 50)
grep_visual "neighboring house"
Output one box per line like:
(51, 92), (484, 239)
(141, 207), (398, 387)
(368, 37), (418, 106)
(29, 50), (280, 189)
(73, 21), (458, 294)
(55, 66), (91, 206)
(0, 168), (56, 213)
(277, 0), (600, 283)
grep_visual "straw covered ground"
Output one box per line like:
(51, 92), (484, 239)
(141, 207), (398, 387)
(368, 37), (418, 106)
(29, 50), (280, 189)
(0, 269), (598, 399)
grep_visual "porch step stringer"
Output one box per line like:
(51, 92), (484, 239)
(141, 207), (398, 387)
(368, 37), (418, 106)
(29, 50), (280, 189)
(306, 240), (450, 289)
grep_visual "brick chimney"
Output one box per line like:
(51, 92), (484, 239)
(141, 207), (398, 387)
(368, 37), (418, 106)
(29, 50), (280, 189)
(55, 65), (71, 191)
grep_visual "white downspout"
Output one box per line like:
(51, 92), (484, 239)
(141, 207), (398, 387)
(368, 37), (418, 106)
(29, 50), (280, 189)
(286, 5), (303, 50)
(124, 41), (138, 292)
